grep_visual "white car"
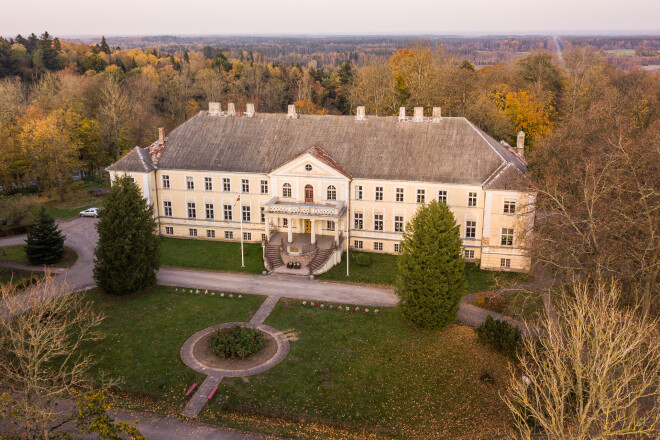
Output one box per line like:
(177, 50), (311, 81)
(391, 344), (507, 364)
(79, 207), (100, 218)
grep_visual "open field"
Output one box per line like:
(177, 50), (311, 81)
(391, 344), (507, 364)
(79, 286), (513, 439)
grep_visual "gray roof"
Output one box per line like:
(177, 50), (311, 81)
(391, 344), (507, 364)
(109, 112), (529, 188)
(107, 146), (154, 173)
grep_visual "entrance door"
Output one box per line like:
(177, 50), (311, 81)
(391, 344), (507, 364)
(304, 184), (314, 203)
(304, 219), (311, 233)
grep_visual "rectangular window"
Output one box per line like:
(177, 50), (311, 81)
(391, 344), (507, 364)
(394, 215), (404, 232)
(243, 232), (251, 241)
(417, 189), (425, 204)
(466, 220), (476, 238)
(503, 199), (517, 214)
(468, 192), (477, 207)
(204, 177), (213, 191)
(374, 213), (383, 231)
(242, 205), (250, 222)
(374, 242), (383, 251)
(501, 228), (514, 246)
(241, 179), (249, 193)
(375, 186), (384, 201)
(260, 180), (268, 194)
(354, 240), (363, 249)
(225, 231), (233, 240)
(205, 203), (214, 219)
(222, 178), (231, 192)
(464, 249), (475, 259)
(189, 228), (197, 237)
(187, 202), (196, 219)
(354, 212), (363, 230)
(260, 207), (265, 223)
(282, 218), (288, 227)
(395, 187), (404, 202)
(186, 176), (194, 191)
(162, 175), (170, 189)
(163, 201), (172, 217)
(326, 220), (335, 230)
(355, 185), (363, 200)
(438, 190), (447, 204)
(207, 230), (215, 238)
(261, 233), (266, 241)
(223, 204), (232, 221)
(394, 243), (401, 253)
(165, 226), (173, 235)
(501, 258), (511, 268)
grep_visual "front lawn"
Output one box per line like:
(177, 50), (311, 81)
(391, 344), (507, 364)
(160, 237), (264, 274)
(80, 286), (264, 409)
(0, 267), (43, 290)
(318, 251), (530, 293)
(0, 245), (78, 268)
(202, 299), (513, 439)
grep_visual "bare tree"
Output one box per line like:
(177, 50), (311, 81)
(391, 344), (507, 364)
(504, 279), (660, 439)
(0, 273), (106, 438)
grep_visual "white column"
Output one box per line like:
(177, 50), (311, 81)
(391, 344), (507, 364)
(287, 217), (293, 243)
(264, 216), (269, 240)
(310, 219), (316, 244)
(334, 219), (339, 244)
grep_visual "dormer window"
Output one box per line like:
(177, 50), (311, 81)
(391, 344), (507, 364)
(305, 164), (312, 171)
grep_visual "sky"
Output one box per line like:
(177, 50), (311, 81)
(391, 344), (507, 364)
(2, 0), (659, 36)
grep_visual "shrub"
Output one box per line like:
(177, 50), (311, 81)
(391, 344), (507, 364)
(476, 291), (506, 313)
(0, 195), (39, 226)
(475, 315), (521, 358)
(210, 325), (265, 359)
(355, 253), (371, 266)
(12, 274), (43, 291)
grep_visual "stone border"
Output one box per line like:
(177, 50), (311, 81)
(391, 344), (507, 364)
(180, 322), (290, 377)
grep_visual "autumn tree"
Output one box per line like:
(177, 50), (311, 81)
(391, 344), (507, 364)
(504, 280), (660, 439)
(350, 61), (396, 115)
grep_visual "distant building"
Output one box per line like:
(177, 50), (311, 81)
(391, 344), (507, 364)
(107, 103), (535, 274)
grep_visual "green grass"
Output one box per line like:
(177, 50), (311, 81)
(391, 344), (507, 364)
(200, 299), (513, 439)
(0, 245), (78, 268)
(44, 202), (100, 220)
(0, 267), (43, 289)
(80, 286), (264, 409)
(606, 49), (636, 56)
(160, 237), (265, 274)
(318, 251), (530, 293)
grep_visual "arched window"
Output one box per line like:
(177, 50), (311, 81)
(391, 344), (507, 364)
(282, 183), (291, 198)
(304, 184), (314, 203)
(327, 185), (337, 200)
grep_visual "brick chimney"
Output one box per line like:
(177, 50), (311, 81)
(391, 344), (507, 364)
(432, 107), (442, 122)
(355, 106), (366, 121)
(398, 107), (406, 122)
(413, 107), (424, 122)
(286, 104), (298, 119)
(208, 102), (222, 116)
(516, 131), (525, 157)
(226, 102), (236, 116)
(158, 127), (164, 144)
(245, 103), (255, 117)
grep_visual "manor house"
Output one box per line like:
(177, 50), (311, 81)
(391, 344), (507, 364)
(107, 103), (535, 275)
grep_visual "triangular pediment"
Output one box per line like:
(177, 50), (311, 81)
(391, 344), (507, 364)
(269, 146), (351, 180)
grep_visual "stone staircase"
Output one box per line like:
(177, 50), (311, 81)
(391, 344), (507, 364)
(307, 247), (334, 273)
(265, 244), (284, 270)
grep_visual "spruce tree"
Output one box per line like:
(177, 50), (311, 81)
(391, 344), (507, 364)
(397, 200), (466, 330)
(25, 205), (65, 265)
(93, 175), (160, 295)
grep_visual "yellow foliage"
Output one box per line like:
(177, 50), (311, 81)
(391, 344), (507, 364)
(493, 87), (553, 147)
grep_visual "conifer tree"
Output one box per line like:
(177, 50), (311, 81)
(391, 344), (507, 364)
(397, 200), (466, 329)
(25, 205), (65, 265)
(93, 175), (160, 295)
(99, 36), (111, 55)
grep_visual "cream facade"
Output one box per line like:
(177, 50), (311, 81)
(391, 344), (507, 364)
(108, 103), (535, 273)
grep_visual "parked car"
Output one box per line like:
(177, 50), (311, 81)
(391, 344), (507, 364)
(79, 207), (100, 218)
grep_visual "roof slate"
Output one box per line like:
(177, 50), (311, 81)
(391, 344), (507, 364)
(108, 112), (530, 189)
(106, 146), (154, 173)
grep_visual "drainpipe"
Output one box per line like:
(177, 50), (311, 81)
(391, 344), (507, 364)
(153, 167), (161, 236)
(346, 181), (350, 277)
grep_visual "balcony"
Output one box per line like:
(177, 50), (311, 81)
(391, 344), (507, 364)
(263, 197), (346, 218)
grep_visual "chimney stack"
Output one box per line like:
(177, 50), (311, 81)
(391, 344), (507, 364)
(245, 103), (255, 117)
(398, 107), (406, 122)
(158, 127), (164, 144)
(226, 102), (236, 116)
(355, 105), (366, 121)
(413, 107), (424, 122)
(432, 107), (442, 122)
(516, 131), (525, 157)
(208, 102), (222, 116)
(286, 104), (298, 119)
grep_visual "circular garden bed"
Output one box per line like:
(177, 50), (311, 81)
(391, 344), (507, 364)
(192, 325), (278, 370)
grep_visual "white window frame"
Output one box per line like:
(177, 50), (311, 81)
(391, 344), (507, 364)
(260, 180), (269, 195)
(282, 183), (292, 198)
(395, 188), (404, 203)
(416, 189), (425, 204)
(394, 215), (404, 232)
(468, 191), (477, 207)
(354, 240), (363, 249)
(205, 203), (214, 220)
(354, 211), (363, 230)
(223, 204), (232, 221)
(327, 185), (337, 201)
(187, 202), (196, 219)
(163, 200), (172, 217)
(374, 242), (383, 251)
(204, 176), (213, 191)
(375, 186), (384, 201)
(465, 249), (475, 259)
(438, 190), (447, 204)
(207, 230), (215, 238)
(374, 213), (383, 231)
(162, 175), (170, 189)
(241, 179), (250, 194)
(503, 199), (517, 214)
(501, 258), (511, 268)
(222, 178), (231, 192)
(225, 231), (233, 239)
(355, 185), (363, 200)
(394, 243), (401, 253)
(242, 205), (251, 222)
(186, 176), (194, 191)
(501, 228), (514, 246)
(165, 226), (173, 235)
(243, 232), (252, 241)
(189, 228), (197, 237)
(465, 220), (476, 238)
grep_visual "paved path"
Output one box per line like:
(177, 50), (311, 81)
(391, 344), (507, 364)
(183, 374), (224, 418)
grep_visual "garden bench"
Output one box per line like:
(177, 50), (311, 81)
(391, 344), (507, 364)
(185, 383), (197, 397)
(207, 385), (218, 400)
